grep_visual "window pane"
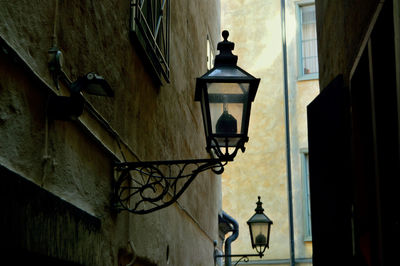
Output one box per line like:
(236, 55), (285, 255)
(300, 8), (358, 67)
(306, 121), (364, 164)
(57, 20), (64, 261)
(301, 5), (318, 76)
(207, 36), (214, 70)
(301, 5), (316, 24)
(302, 152), (312, 240)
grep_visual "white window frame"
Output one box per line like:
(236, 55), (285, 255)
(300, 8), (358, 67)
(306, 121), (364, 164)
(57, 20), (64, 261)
(207, 35), (215, 70)
(296, 1), (319, 80)
(300, 148), (312, 241)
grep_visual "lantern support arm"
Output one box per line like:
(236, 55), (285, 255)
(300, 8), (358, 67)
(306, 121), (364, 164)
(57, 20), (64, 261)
(113, 158), (231, 215)
(214, 253), (264, 266)
(112, 31), (261, 215)
(214, 240), (265, 265)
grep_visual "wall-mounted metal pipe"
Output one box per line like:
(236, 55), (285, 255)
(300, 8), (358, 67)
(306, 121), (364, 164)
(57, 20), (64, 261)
(280, 0), (295, 265)
(222, 211), (239, 266)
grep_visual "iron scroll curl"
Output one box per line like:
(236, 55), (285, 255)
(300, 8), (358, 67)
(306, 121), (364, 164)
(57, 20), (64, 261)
(235, 256), (250, 265)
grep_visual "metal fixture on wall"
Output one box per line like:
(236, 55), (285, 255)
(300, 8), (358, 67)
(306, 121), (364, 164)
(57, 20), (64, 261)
(214, 197), (273, 266)
(247, 196), (273, 256)
(113, 31), (261, 214)
(47, 48), (114, 120)
(195, 30), (260, 161)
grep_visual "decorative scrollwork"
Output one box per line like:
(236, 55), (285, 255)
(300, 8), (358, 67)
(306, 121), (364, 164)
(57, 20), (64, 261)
(113, 159), (227, 214)
(214, 252), (263, 265)
(234, 256), (250, 266)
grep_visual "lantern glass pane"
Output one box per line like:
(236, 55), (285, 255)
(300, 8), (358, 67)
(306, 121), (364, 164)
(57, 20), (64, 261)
(250, 223), (269, 246)
(210, 102), (242, 133)
(206, 83), (249, 143)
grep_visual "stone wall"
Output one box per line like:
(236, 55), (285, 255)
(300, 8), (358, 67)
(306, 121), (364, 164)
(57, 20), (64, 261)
(0, 0), (221, 265)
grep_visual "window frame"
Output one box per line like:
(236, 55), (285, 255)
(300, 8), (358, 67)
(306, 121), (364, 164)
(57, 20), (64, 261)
(207, 34), (215, 70)
(296, 1), (319, 81)
(130, 0), (170, 85)
(300, 148), (312, 241)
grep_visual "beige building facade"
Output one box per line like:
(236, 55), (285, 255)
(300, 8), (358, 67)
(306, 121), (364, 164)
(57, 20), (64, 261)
(0, 1), (223, 265)
(219, 0), (319, 265)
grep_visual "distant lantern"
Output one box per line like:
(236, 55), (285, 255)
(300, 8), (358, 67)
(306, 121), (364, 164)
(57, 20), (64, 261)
(195, 30), (260, 161)
(247, 196), (273, 256)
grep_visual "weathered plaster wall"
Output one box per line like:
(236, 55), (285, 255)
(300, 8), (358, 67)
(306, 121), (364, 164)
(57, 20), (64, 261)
(220, 0), (318, 264)
(315, 0), (380, 89)
(220, 0), (290, 260)
(291, 79), (318, 260)
(0, 0), (221, 265)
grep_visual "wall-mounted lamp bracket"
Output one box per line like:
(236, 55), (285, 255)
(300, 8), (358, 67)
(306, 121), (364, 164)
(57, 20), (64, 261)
(213, 240), (264, 266)
(113, 158), (229, 214)
(112, 31), (260, 215)
(48, 46), (64, 90)
(47, 47), (113, 120)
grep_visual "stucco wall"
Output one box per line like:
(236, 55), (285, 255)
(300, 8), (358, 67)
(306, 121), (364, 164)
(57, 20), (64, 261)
(291, 79), (318, 259)
(220, 0), (317, 264)
(220, 0), (289, 260)
(0, 0), (221, 265)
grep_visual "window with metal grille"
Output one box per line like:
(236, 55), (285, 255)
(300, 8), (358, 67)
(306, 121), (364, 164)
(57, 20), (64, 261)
(130, 0), (170, 84)
(298, 4), (318, 79)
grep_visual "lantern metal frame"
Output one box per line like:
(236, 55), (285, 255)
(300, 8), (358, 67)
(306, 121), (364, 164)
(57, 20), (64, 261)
(247, 196), (273, 255)
(195, 30), (260, 161)
(113, 31), (260, 214)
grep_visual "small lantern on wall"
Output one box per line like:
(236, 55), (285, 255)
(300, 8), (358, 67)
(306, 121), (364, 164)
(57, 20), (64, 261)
(214, 196), (273, 264)
(247, 196), (273, 256)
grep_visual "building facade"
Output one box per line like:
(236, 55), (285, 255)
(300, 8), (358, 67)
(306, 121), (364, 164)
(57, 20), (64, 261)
(0, 1), (223, 265)
(219, 0), (318, 265)
(308, 0), (400, 265)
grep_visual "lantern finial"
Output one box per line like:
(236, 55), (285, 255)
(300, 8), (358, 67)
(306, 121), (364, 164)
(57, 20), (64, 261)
(215, 30), (237, 66)
(255, 196), (264, 213)
(222, 30), (229, 41)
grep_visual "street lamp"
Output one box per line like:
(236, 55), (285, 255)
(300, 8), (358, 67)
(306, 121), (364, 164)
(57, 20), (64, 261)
(215, 196), (273, 266)
(195, 30), (260, 161)
(247, 196), (273, 256)
(113, 31), (261, 214)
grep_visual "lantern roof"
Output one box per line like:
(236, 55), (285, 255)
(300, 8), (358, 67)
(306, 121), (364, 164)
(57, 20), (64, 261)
(195, 30), (260, 102)
(247, 196), (273, 225)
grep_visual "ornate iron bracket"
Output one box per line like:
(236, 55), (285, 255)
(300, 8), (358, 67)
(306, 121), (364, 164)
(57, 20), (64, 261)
(214, 254), (263, 266)
(214, 241), (264, 266)
(113, 158), (228, 214)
